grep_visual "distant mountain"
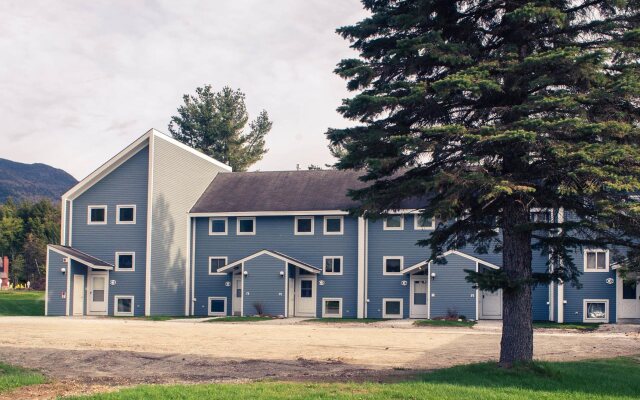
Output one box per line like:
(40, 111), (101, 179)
(0, 158), (77, 203)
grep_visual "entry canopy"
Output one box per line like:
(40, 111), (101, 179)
(48, 245), (114, 270)
(217, 250), (321, 274)
(402, 250), (501, 275)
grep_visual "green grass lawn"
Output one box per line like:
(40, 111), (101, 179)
(304, 318), (385, 324)
(206, 316), (274, 322)
(0, 290), (44, 316)
(414, 319), (476, 328)
(0, 362), (46, 393)
(533, 321), (601, 331)
(66, 357), (640, 399)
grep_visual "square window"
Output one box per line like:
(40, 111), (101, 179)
(116, 253), (135, 271)
(383, 299), (402, 318)
(116, 205), (136, 224)
(383, 215), (403, 230)
(583, 299), (608, 323)
(414, 215), (435, 230)
(237, 218), (255, 235)
(585, 250), (608, 272)
(114, 296), (134, 316)
(384, 257), (403, 275)
(323, 299), (342, 317)
(323, 257), (342, 275)
(88, 206), (107, 224)
(208, 297), (227, 316)
(295, 217), (314, 235)
(209, 257), (227, 275)
(209, 218), (227, 235)
(530, 210), (551, 223)
(324, 217), (343, 235)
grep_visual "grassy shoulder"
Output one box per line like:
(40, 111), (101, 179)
(0, 362), (46, 393)
(533, 321), (601, 331)
(304, 318), (384, 324)
(414, 319), (476, 328)
(206, 316), (273, 322)
(67, 357), (640, 399)
(0, 290), (44, 316)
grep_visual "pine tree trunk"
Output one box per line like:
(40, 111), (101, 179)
(499, 202), (533, 367)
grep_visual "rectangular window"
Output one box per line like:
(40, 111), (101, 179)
(88, 205), (107, 225)
(322, 298), (343, 318)
(530, 209), (551, 223)
(383, 256), (403, 275)
(324, 216), (344, 235)
(115, 252), (135, 272)
(583, 299), (608, 323)
(622, 281), (637, 300)
(237, 217), (256, 235)
(300, 280), (313, 298)
(116, 205), (136, 224)
(383, 215), (404, 230)
(294, 217), (314, 235)
(383, 298), (403, 318)
(114, 296), (134, 316)
(414, 215), (435, 230)
(209, 218), (228, 235)
(209, 257), (228, 275)
(584, 250), (609, 272)
(323, 256), (343, 275)
(208, 297), (227, 316)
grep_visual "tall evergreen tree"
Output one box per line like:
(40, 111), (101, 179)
(169, 85), (272, 171)
(328, 0), (640, 365)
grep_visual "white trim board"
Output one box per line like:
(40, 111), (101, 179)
(190, 210), (350, 217)
(47, 246), (114, 271)
(217, 250), (321, 274)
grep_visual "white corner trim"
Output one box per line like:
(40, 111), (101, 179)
(382, 298), (403, 319)
(557, 281), (564, 323)
(383, 256), (404, 276)
(236, 217), (256, 235)
(208, 256), (229, 275)
(68, 201), (74, 246)
(185, 216), (191, 316)
(322, 297), (343, 318)
(208, 296), (228, 316)
(208, 217), (228, 236)
(87, 205), (107, 225)
(115, 252), (136, 272)
(294, 216), (315, 235)
(323, 216), (344, 235)
(61, 198), (67, 246)
(357, 217), (366, 319)
(583, 249), (610, 272)
(44, 249), (50, 315)
(383, 215), (404, 231)
(414, 215), (435, 230)
(114, 295), (135, 317)
(116, 205), (137, 225)
(322, 256), (343, 276)
(145, 131), (155, 316)
(65, 257), (71, 316)
(583, 298), (609, 323)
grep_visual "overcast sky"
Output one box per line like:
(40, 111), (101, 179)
(0, 0), (368, 179)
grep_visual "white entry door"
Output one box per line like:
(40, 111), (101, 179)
(480, 289), (502, 319)
(88, 271), (108, 315)
(295, 276), (316, 317)
(288, 277), (295, 317)
(72, 274), (85, 316)
(619, 274), (640, 319)
(232, 275), (242, 316)
(410, 277), (428, 318)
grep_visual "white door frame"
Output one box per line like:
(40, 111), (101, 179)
(72, 274), (85, 316)
(480, 289), (503, 320)
(87, 270), (109, 316)
(232, 273), (242, 316)
(617, 271), (640, 320)
(409, 275), (429, 318)
(294, 274), (317, 317)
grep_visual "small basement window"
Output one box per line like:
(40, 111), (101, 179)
(323, 256), (343, 275)
(383, 256), (403, 275)
(322, 298), (342, 318)
(88, 206), (107, 225)
(114, 296), (134, 316)
(209, 257), (228, 275)
(324, 216), (343, 235)
(116, 205), (136, 224)
(383, 215), (404, 230)
(208, 297), (227, 316)
(237, 217), (256, 235)
(583, 299), (608, 323)
(584, 250), (609, 272)
(209, 218), (228, 235)
(414, 215), (435, 230)
(383, 299), (403, 319)
(295, 217), (314, 235)
(115, 252), (135, 272)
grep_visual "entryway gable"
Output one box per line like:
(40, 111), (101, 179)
(242, 253), (288, 317)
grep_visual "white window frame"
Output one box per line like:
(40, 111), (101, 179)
(584, 249), (609, 272)
(323, 216), (344, 235)
(209, 217), (228, 236)
(87, 205), (107, 225)
(115, 252), (135, 272)
(583, 299), (609, 323)
(383, 256), (404, 276)
(383, 215), (404, 231)
(114, 295), (135, 316)
(208, 256), (228, 276)
(208, 296), (227, 316)
(116, 205), (136, 225)
(414, 215), (435, 230)
(382, 298), (403, 319)
(294, 216), (315, 236)
(237, 217), (256, 236)
(322, 297), (343, 318)
(323, 256), (343, 276)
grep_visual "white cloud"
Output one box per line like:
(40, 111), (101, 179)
(0, 0), (367, 178)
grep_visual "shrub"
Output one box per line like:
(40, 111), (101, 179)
(253, 302), (264, 316)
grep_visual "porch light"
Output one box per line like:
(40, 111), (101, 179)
(279, 271), (284, 277)
(243, 270), (248, 277)
(430, 272), (436, 280)
(60, 267), (66, 274)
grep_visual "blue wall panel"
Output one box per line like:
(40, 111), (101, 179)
(46, 249), (68, 316)
(243, 254), (286, 316)
(430, 253), (477, 319)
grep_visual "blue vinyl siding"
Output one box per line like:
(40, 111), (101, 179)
(193, 215), (359, 318)
(70, 146), (148, 316)
(46, 249), (68, 316)
(430, 253), (477, 319)
(243, 254), (286, 316)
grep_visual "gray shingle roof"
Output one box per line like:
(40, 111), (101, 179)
(49, 245), (113, 269)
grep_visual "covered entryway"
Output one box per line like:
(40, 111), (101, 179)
(294, 272), (317, 317)
(618, 272), (640, 319)
(88, 271), (109, 315)
(232, 273), (242, 316)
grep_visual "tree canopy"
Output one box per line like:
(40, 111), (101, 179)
(328, 0), (640, 365)
(169, 85), (272, 171)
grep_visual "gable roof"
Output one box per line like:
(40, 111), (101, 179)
(217, 249), (321, 274)
(402, 250), (501, 274)
(48, 245), (113, 270)
(190, 169), (424, 214)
